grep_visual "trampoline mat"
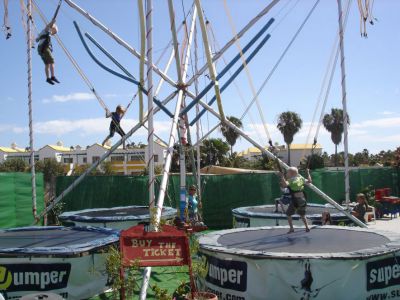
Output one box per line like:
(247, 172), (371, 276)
(246, 205), (344, 216)
(76, 207), (166, 218)
(0, 228), (113, 249)
(217, 228), (390, 254)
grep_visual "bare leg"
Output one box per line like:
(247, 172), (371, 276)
(50, 64), (55, 77)
(102, 134), (112, 146)
(45, 64), (50, 79)
(301, 215), (310, 232)
(287, 216), (294, 233)
(117, 129), (126, 149)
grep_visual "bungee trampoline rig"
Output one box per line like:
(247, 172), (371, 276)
(1, 0), (380, 299)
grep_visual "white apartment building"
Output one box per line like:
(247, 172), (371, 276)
(1, 141), (167, 175)
(238, 144), (323, 167)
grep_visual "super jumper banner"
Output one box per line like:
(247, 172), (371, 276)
(200, 251), (400, 300)
(0, 255), (109, 300)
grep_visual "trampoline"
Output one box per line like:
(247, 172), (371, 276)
(59, 205), (177, 230)
(198, 226), (400, 300)
(232, 203), (352, 228)
(0, 226), (119, 300)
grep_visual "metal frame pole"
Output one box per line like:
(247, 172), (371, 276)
(64, 0), (182, 91)
(139, 0), (155, 298)
(186, 0), (280, 86)
(337, 0), (351, 206)
(153, 2), (197, 225)
(194, 0), (225, 120)
(139, 3), (197, 299)
(181, 18), (274, 116)
(190, 33), (272, 125)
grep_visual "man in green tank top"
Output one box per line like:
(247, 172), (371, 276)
(279, 167), (312, 233)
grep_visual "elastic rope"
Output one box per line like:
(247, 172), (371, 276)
(207, 23), (264, 144)
(309, 0), (352, 151)
(222, 0), (272, 143)
(240, 0), (321, 123)
(2, 0), (11, 39)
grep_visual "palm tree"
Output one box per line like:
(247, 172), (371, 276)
(277, 111), (303, 166)
(221, 116), (243, 156)
(322, 108), (350, 167)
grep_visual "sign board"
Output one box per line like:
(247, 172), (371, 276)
(120, 224), (190, 267)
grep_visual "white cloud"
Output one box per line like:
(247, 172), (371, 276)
(352, 117), (400, 129)
(42, 92), (95, 104)
(0, 124), (27, 134)
(378, 111), (396, 116)
(30, 118), (172, 137)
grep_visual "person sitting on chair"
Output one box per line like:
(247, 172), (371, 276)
(321, 211), (332, 225)
(279, 167), (311, 234)
(352, 193), (368, 223)
(102, 105), (127, 149)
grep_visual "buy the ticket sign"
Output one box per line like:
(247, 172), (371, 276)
(120, 225), (190, 267)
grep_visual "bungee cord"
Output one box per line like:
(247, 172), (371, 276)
(302, 0), (352, 162)
(2, 0), (11, 39)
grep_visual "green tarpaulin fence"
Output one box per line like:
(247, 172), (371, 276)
(0, 172), (44, 228)
(56, 167), (400, 229)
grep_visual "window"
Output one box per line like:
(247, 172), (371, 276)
(92, 156), (100, 163)
(83, 157), (87, 163)
(63, 158), (73, 164)
(154, 155), (158, 163)
(130, 154), (144, 161)
(111, 155), (124, 162)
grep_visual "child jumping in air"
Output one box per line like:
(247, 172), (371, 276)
(102, 105), (127, 149)
(279, 167), (312, 234)
(36, 21), (60, 85)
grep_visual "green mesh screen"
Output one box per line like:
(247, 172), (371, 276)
(56, 167), (400, 229)
(0, 172), (44, 228)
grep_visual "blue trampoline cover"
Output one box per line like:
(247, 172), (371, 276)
(0, 226), (119, 256)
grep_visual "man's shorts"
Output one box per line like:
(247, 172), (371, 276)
(40, 48), (54, 65)
(286, 196), (307, 216)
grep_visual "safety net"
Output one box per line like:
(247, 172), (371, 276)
(0, 172), (44, 228)
(56, 167), (400, 229)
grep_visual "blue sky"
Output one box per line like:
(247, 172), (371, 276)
(0, 0), (399, 154)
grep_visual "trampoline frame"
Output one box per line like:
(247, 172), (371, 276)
(0, 226), (119, 257)
(59, 205), (176, 223)
(199, 226), (400, 260)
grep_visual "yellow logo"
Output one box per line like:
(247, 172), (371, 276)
(0, 266), (12, 290)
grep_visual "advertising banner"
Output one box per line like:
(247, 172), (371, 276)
(200, 250), (400, 300)
(0, 254), (109, 300)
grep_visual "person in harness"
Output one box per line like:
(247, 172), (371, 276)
(36, 20), (60, 85)
(279, 167), (312, 233)
(102, 105), (127, 149)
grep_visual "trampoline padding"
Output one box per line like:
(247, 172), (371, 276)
(232, 203), (347, 219)
(59, 205), (176, 223)
(218, 227), (389, 253)
(0, 226), (119, 255)
(200, 226), (400, 259)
